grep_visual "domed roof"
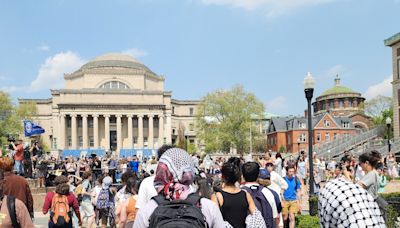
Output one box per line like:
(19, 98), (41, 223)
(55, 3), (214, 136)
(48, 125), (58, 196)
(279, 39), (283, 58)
(79, 53), (154, 73)
(321, 75), (357, 96)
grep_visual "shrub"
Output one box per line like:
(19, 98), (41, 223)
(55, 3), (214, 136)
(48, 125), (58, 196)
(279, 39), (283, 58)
(309, 196), (319, 216)
(379, 192), (400, 228)
(295, 215), (319, 228)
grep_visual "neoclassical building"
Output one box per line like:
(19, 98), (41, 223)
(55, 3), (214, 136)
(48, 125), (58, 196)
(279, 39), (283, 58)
(312, 75), (371, 131)
(20, 53), (199, 157)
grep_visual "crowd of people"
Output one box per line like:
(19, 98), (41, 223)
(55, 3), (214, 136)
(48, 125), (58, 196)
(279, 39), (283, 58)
(0, 137), (398, 227)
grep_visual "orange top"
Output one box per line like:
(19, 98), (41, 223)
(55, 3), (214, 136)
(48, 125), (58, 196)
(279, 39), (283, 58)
(126, 196), (137, 222)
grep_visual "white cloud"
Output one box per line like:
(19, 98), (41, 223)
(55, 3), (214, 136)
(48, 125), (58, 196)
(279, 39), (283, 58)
(37, 44), (50, 51)
(363, 75), (392, 100)
(0, 75), (8, 81)
(267, 96), (287, 111)
(122, 48), (148, 58)
(199, 0), (336, 17)
(29, 51), (86, 92)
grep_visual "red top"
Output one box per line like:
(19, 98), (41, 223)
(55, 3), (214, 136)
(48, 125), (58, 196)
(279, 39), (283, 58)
(42, 192), (80, 218)
(14, 144), (24, 161)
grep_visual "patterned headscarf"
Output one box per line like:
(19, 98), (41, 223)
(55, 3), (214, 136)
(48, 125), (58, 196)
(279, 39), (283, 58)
(154, 148), (196, 200)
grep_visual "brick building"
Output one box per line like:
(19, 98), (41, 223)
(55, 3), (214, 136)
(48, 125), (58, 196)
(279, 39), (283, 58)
(267, 113), (357, 153)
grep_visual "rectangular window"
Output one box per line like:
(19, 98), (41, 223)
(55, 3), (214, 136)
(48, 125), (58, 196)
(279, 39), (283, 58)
(299, 133), (306, 142)
(133, 137), (138, 144)
(110, 117), (116, 124)
(189, 123), (194, 131)
(324, 120), (330, 127)
(334, 133), (338, 140)
(88, 119), (93, 128)
(298, 122), (306, 129)
(78, 118), (82, 128)
(67, 118), (71, 128)
(79, 136), (83, 147)
(342, 122), (350, 128)
(339, 100), (344, 108)
(143, 118), (149, 128)
(89, 136), (94, 147)
(189, 107), (194, 116)
(325, 133), (330, 141)
(133, 118), (138, 128)
(172, 107), (175, 115)
(316, 133), (321, 142)
(68, 136), (72, 147)
(53, 137), (57, 149)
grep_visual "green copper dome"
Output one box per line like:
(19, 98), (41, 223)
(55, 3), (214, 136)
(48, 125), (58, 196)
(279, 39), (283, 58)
(321, 75), (356, 96)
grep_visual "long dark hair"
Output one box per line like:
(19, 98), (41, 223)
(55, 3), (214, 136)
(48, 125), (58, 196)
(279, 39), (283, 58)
(221, 162), (241, 186)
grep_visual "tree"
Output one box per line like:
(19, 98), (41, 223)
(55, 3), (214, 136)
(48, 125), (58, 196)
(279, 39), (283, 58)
(0, 91), (37, 147)
(364, 95), (392, 120)
(196, 85), (265, 154)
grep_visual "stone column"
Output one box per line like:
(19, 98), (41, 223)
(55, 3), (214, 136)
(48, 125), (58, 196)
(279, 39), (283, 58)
(105, 115), (110, 151)
(93, 115), (99, 148)
(127, 115), (133, 148)
(158, 115), (164, 147)
(138, 115), (144, 148)
(117, 114), (122, 152)
(71, 114), (77, 149)
(59, 114), (66, 150)
(165, 113), (172, 144)
(148, 115), (154, 149)
(82, 114), (88, 149)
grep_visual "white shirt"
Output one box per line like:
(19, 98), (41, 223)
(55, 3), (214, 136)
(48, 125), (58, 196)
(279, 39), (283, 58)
(269, 171), (288, 196)
(243, 183), (278, 219)
(135, 175), (157, 209)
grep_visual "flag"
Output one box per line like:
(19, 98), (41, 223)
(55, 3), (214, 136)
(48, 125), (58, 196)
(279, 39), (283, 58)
(24, 120), (45, 137)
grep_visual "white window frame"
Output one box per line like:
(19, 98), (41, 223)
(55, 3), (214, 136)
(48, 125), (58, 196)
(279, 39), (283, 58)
(324, 120), (330, 127)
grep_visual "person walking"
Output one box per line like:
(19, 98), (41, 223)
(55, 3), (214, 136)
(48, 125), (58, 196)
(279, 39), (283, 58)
(119, 177), (138, 227)
(357, 150), (381, 199)
(211, 161), (256, 228)
(134, 148), (225, 228)
(42, 176), (82, 228)
(282, 165), (301, 228)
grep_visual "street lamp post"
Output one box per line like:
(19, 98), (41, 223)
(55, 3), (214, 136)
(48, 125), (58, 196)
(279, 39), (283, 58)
(304, 72), (315, 198)
(297, 139), (301, 155)
(184, 130), (189, 152)
(386, 117), (392, 153)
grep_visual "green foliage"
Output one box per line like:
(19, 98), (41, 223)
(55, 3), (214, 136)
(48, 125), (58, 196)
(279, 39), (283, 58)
(196, 85), (265, 154)
(278, 145), (286, 153)
(379, 192), (400, 228)
(309, 196), (319, 216)
(0, 92), (37, 146)
(253, 137), (268, 153)
(295, 215), (319, 228)
(364, 95), (393, 137)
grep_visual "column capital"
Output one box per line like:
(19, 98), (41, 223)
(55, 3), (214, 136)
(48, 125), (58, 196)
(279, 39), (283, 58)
(92, 114), (99, 118)
(71, 114), (77, 118)
(82, 114), (88, 118)
(104, 114), (111, 118)
(116, 114), (122, 118)
(59, 114), (66, 118)
(148, 114), (154, 118)
(127, 114), (134, 118)
(137, 114), (144, 118)
(165, 113), (172, 117)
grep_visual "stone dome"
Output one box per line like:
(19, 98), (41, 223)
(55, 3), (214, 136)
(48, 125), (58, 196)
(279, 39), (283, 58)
(79, 53), (154, 74)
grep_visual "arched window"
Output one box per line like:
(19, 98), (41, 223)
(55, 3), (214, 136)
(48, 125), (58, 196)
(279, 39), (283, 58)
(99, 81), (130, 89)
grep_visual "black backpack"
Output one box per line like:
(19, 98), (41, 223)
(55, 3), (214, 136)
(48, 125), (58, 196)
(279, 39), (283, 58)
(149, 193), (208, 228)
(242, 185), (274, 228)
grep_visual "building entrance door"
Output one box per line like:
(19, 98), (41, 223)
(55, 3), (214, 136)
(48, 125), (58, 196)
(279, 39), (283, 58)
(110, 130), (117, 151)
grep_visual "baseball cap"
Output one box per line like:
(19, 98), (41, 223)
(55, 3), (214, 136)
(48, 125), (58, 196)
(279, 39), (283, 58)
(259, 169), (270, 179)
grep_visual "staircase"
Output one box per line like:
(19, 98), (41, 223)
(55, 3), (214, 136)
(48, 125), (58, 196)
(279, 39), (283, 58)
(314, 125), (385, 159)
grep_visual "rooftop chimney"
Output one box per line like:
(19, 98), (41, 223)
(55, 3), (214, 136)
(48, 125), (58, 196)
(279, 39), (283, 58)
(304, 109), (308, 118)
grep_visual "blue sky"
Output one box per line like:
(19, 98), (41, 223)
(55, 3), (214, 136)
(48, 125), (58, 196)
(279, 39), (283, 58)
(0, 0), (399, 116)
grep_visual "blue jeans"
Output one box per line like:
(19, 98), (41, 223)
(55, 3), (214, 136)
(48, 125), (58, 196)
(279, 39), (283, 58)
(14, 160), (24, 175)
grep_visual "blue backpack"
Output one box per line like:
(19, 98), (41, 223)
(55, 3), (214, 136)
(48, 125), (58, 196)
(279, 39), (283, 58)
(96, 188), (114, 209)
(242, 185), (274, 228)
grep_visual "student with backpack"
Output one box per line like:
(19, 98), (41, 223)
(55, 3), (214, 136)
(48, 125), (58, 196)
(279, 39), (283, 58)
(95, 176), (117, 228)
(282, 166), (301, 228)
(242, 162), (278, 228)
(42, 175), (82, 228)
(134, 148), (225, 228)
